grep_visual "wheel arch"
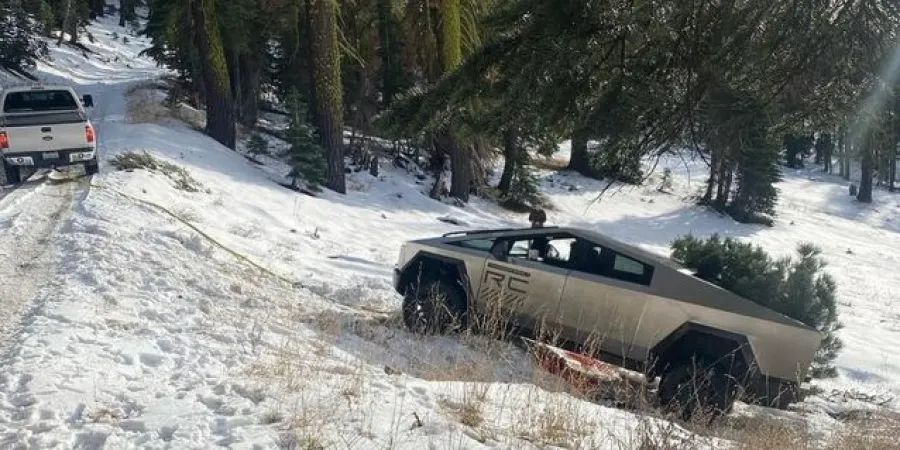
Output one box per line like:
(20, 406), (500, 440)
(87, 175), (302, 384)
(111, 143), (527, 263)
(398, 251), (472, 301)
(649, 322), (759, 382)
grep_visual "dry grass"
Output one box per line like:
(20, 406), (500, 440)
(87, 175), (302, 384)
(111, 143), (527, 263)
(724, 414), (811, 450)
(440, 383), (490, 429)
(826, 411), (900, 450)
(515, 391), (599, 448)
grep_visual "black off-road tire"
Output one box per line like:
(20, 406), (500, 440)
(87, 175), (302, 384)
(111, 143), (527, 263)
(401, 277), (467, 335)
(85, 158), (99, 176)
(2, 160), (21, 185)
(658, 361), (737, 423)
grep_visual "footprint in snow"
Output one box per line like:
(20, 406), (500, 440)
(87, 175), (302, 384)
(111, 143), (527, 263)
(139, 353), (166, 368)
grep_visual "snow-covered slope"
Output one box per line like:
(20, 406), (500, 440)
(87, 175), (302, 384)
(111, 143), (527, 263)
(0, 12), (898, 450)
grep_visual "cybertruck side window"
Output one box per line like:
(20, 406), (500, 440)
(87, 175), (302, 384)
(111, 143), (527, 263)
(449, 238), (495, 252)
(611, 253), (654, 286)
(570, 240), (654, 286)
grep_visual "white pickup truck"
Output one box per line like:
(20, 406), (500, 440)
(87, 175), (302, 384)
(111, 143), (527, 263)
(0, 84), (98, 184)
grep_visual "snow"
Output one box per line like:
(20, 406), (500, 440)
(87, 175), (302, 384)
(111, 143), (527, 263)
(0, 11), (898, 450)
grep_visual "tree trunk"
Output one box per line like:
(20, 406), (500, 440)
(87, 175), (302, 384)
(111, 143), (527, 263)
(499, 128), (519, 193)
(715, 158), (731, 209)
(309, 0), (346, 194)
(890, 146), (897, 192)
(704, 147), (721, 203)
(191, 0), (236, 150)
(239, 54), (261, 127)
(858, 139), (873, 203)
(377, 0), (401, 106)
(568, 129), (591, 174)
(230, 48), (242, 127)
(840, 134), (851, 180)
(436, 132), (471, 201)
(435, 0), (470, 202)
(815, 137), (823, 165)
(68, 16), (79, 44)
(823, 133), (833, 173)
(120, 0), (135, 27)
(441, 0), (462, 71)
(58, 0), (72, 46)
(91, 0), (105, 18)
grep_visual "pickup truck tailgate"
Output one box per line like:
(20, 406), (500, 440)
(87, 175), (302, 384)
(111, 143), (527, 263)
(2, 112), (89, 154)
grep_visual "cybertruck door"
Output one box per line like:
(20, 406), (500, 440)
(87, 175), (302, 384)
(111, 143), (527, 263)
(476, 239), (568, 337)
(557, 242), (655, 361)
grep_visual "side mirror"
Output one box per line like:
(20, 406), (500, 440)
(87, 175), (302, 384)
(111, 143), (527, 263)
(82, 95), (94, 108)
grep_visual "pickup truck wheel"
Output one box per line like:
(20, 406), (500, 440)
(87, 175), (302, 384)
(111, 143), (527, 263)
(85, 158), (99, 176)
(402, 278), (467, 335)
(2, 161), (21, 185)
(658, 361), (737, 423)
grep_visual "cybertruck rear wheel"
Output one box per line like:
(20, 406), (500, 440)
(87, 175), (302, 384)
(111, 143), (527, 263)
(402, 278), (467, 334)
(658, 360), (737, 423)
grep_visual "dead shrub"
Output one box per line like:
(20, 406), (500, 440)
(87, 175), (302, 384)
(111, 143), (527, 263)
(110, 151), (207, 193)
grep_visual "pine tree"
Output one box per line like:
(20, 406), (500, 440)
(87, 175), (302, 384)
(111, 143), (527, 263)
(589, 146), (643, 185)
(671, 235), (843, 379)
(285, 91), (326, 189)
(120, 0), (137, 28)
(0, 1), (48, 79)
(246, 132), (269, 157)
(501, 153), (542, 211)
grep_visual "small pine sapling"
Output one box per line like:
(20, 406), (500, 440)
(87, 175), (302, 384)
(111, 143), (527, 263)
(501, 156), (543, 211)
(246, 132), (269, 157)
(285, 91), (326, 190)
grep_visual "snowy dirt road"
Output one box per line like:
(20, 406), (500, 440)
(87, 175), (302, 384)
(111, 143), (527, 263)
(0, 176), (90, 352)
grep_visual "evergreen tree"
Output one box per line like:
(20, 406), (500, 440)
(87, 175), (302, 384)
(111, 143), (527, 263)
(285, 91), (326, 189)
(0, 1), (48, 79)
(671, 235), (843, 379)
(589, 145), (643, 185)
(246, 132), (269, 157)
(784, 135), (813, 169)
(120, 0), (137, 28)
(501, 154), (542, 211)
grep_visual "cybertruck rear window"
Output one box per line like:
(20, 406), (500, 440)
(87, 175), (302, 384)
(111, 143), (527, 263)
(3, 90), (78, 113)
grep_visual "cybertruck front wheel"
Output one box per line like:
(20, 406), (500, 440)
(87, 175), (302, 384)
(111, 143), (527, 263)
(401, 277), (467, 335)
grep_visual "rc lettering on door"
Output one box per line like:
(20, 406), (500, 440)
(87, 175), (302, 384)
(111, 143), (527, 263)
(483, 262), (531, 294)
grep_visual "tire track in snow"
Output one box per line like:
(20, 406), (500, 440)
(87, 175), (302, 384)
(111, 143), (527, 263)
(0, 176), (89, 353)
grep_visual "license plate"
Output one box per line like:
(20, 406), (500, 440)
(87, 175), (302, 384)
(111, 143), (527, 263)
(42, 152), (59, 160)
